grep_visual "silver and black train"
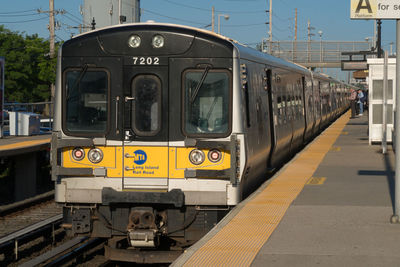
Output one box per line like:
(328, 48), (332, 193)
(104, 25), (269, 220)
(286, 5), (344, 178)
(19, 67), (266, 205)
(51, 23), (351, 262)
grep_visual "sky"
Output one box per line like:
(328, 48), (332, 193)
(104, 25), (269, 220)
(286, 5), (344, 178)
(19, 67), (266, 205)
(0, 0), (396, 47)
(0, 0), (398, 80)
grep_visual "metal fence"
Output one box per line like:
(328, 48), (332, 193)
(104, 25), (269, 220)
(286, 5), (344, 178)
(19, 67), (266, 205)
(4, 101), (53, 116)
(263, 40), (375, 66)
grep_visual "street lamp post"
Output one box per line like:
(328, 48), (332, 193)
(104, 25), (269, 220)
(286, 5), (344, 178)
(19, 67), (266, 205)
(218, 14), (229, 34)
(365, 37), (373, 50)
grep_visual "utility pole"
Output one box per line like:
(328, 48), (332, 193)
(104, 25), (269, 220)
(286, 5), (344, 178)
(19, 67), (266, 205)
(37, 0), (59, 117)
(37, 2), (64, 57)
(294, 8), (298, 61)
(269, 0), (272, 54)
(294, 8), (297, 41)
(307, 19), (315, 63)
(212, 6), (215, 32)
(307, 19), (315, 41)
(49, 0), (55, 59)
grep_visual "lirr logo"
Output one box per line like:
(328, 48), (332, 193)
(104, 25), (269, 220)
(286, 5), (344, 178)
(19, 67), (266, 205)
(133, 150), (147, 165)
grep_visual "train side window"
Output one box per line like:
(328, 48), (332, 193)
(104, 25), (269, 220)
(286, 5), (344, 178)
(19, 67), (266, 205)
(131, 75), (161, 136)
(64, 69), (109, 135)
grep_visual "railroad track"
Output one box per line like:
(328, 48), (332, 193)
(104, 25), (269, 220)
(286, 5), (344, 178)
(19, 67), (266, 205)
(0, 191), (63, 265)
(0, 192), (111, 266)
(0, 192), (169, 266)
(0, 194), (61, 237)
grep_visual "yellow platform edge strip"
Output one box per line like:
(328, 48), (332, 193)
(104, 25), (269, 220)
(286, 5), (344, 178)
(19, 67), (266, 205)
(0, 138), (51, 151)
(183, 111), (350, 267)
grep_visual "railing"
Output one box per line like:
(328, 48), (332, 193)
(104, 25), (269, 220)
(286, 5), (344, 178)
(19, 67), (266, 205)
(4, 101), (53, 115)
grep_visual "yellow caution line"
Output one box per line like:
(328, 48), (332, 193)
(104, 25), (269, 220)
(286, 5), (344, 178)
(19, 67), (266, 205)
(0, 138), (51, 151)
(307, 177), (327, 185)
(182, 111), (350, 267)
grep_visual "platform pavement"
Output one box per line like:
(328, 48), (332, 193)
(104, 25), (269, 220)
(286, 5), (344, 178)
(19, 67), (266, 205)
(172, 111), (400, 267)
(0, 134), (51, 157)
(252, 111), (399, 266)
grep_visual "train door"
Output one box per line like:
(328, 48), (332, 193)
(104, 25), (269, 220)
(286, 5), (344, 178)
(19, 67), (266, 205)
(122, 65), (169, 190)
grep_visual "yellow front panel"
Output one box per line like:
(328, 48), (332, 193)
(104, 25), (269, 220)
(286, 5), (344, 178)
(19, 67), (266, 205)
(123, 146), (168, 178)
(62, 146), (231, 180)
(62, 146), (123, 177)
(169, 147), (231, 179)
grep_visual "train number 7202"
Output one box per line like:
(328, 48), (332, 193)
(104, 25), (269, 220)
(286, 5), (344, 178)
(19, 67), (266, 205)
(132, 57), (160, 65)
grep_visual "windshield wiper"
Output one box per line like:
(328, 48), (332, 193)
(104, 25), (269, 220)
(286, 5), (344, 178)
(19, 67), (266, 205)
(191, 65), (211, 103)
(67, 64), (89, 99)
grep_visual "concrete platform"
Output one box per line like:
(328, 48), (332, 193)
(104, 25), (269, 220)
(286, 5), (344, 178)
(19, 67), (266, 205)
(0, 134), (51, 157)
(252, 112), (398, 267)
(173, 111), (400, 267)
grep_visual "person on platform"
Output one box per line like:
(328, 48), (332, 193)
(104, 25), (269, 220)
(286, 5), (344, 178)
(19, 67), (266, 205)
(349, 88), (357, 118)
(357, 89), (365, 116)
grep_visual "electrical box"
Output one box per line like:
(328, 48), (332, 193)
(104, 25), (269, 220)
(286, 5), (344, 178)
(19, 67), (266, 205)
(9, 112), (41, 136)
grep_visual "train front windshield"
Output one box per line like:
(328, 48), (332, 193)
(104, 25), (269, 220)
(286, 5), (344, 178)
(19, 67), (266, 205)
(64, 69), (109, 134)
(183, 70), (230, 136)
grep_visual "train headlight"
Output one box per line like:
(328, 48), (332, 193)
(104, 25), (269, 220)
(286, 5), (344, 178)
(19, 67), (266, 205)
(189, 149), (205, 165)
(152, 35), (164, 48)
(128, 35), (141, 48)
(72, 147), (85, 161)
(88, 148), (103, 164)
(208, 149), (222, 163)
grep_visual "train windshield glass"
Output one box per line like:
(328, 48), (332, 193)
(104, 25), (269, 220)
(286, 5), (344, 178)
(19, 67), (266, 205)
(64, 70), (108, 134)
(131, 75), (161, 135)
(183, 70), (230, 135)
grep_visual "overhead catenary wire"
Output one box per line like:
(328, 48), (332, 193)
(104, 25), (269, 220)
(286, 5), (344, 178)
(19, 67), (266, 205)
(0, 13), (43, 17)
(0, 16), (48, 24)
(61, 13), (91, 28)
(0, 9), (37, 15)
(63, 10), (91, 27)
(141, 8), (207, 26)
(160, 0), (265, 14)
(142, 7), (266, 29)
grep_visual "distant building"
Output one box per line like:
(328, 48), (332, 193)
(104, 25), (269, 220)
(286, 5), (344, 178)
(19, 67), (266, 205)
(82, 0), (140, 32)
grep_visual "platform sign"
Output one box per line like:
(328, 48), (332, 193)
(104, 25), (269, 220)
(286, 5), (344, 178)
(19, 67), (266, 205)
(351, 0), (400, 19)
(341, 61), (368, 70)
(0, 57), (4, 127)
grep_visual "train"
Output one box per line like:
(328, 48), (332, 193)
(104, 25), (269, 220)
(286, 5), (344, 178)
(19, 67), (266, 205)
(51, 23), (352, 263)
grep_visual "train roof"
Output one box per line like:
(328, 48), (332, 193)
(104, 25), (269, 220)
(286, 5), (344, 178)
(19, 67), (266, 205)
(71, 22), (308, 71)
(68, 22), (351, 86)
(72, 21), (236, 43)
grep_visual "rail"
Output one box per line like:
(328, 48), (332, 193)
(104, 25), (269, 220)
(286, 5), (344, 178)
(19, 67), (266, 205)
(0, 214), (63, 260)
(20, 237), (106, 267)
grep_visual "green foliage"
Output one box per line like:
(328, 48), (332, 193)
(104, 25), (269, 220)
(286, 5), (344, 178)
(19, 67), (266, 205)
(0, 25), (60, 103)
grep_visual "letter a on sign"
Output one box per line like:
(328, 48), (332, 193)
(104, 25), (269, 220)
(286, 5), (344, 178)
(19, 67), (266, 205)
(350, 0), (377, 19)
(356, 0), (372, 13)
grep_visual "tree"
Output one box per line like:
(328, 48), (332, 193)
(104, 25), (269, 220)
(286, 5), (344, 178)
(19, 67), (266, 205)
(0, 25), (59, 103)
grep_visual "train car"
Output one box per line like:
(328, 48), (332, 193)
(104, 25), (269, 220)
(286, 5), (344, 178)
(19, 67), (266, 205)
(51, 23), (350, 263)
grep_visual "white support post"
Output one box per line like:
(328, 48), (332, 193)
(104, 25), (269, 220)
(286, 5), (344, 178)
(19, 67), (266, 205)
(391, 19), (400, 223)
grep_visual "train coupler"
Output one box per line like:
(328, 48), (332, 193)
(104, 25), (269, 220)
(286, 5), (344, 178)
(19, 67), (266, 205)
(127, 229), (158, 247)
(127, 208), (160, 247)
